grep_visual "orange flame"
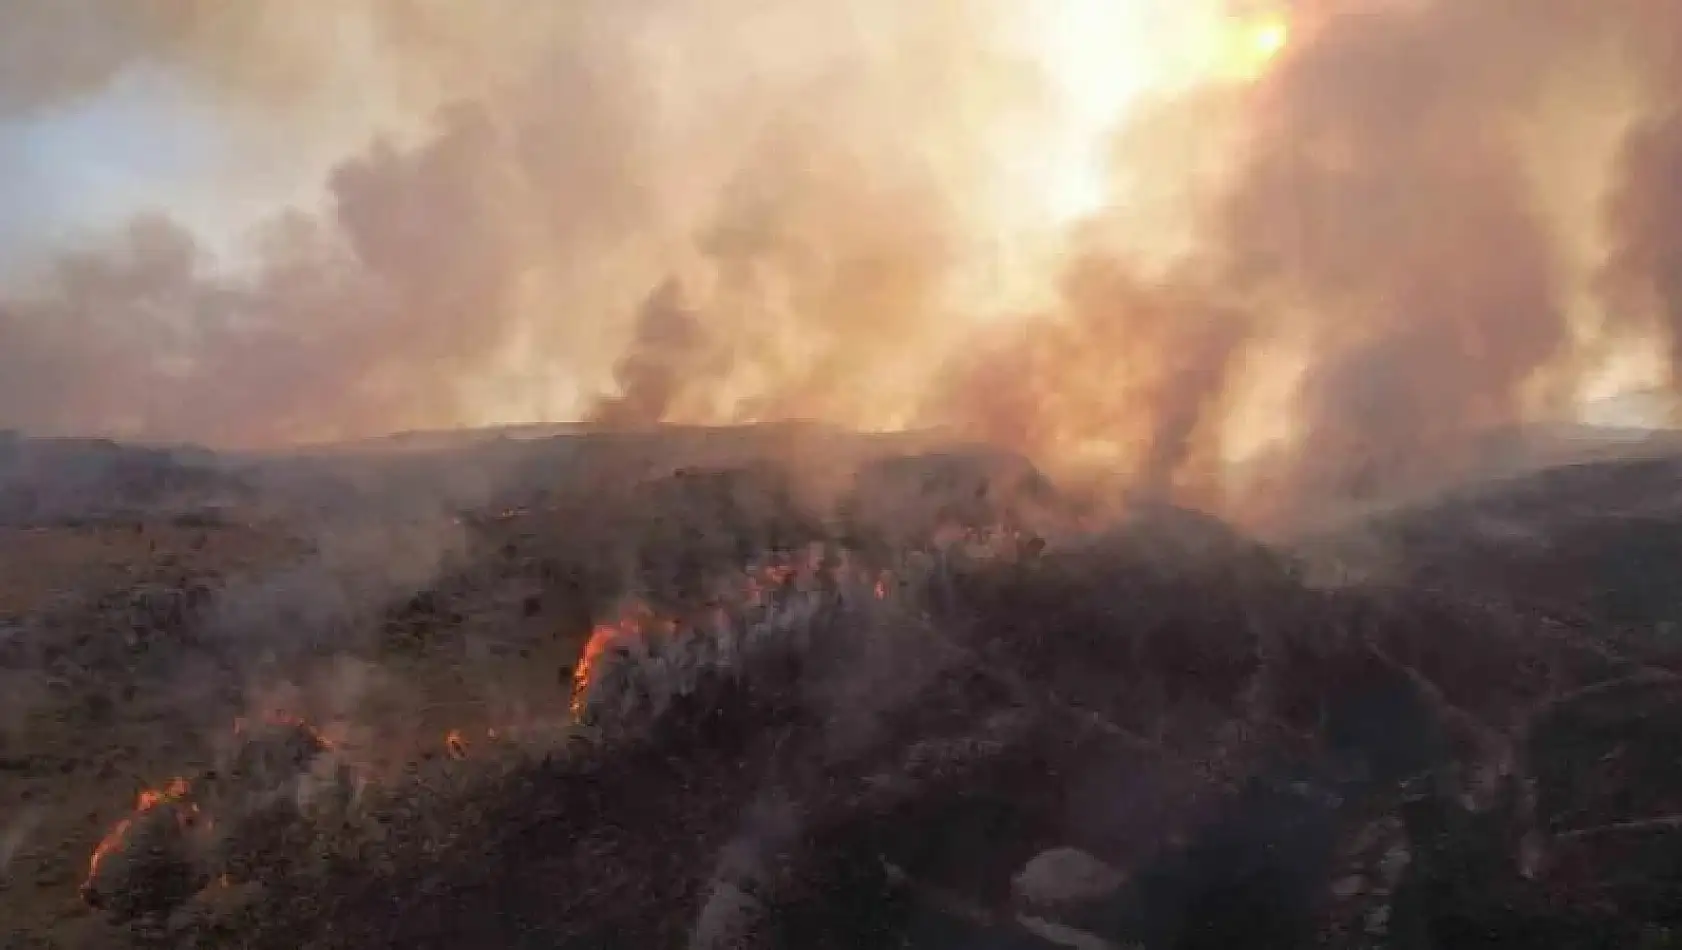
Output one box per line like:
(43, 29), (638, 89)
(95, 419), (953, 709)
(444, 729), (468, 760)
(570, 603), (656, 718)
(567, 554), (917, 721)
(83, 777), (193, 902)
(81, 705), (385, 907)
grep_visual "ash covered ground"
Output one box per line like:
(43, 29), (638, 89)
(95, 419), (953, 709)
(5, 424), (1682, 948)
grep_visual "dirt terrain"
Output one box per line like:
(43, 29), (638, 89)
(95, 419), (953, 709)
(4, 427), (1682, 948)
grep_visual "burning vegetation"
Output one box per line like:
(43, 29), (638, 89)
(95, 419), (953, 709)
(44, 446), (1682, 949)
(568, 551), (904, 725)
(78, 712), (348, 926)
(82, 777), (196, 910)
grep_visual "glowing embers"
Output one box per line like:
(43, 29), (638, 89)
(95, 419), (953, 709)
(442, 726), (502, 760)
(444, 728), (469, 760)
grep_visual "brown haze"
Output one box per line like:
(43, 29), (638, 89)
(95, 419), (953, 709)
(2, 0), (1682, 522)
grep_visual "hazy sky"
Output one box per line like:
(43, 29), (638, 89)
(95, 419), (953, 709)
(2, 0), (1679, 519)
(0, 67), (217, 267)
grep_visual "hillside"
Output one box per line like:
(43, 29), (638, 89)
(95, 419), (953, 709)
(4, 430), (1682, 948)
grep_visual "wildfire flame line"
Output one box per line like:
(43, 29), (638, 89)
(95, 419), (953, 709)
(83, 712), (338, 907)
(83, 535), (1024, 909)
(567, 554), (905, 721)
(570, 603), (657, 718)
(82, 776), (194, 900)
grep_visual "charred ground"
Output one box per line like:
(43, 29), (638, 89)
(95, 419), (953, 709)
(4, 427), (1682, 948)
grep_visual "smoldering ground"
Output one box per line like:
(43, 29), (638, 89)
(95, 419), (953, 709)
(3, 0), (1682, 526)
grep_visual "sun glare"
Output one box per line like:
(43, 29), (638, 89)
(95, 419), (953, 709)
(1010, 2), (1293, 231)
(1230, 14), (1291, 79)
(1020, 0), (1165, 226)
(1252, 18), (1291, 61)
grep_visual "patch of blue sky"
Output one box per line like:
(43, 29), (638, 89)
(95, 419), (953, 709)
(0, 62), (311, 284)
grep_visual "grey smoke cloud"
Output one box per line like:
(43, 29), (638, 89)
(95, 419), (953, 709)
(931, 0), (1682, 520)
(2, 0), (1682, 523)
(0, 0), (1024, 446)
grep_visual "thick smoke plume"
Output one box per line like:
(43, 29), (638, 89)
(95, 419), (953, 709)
(3, 0), (1682, 522)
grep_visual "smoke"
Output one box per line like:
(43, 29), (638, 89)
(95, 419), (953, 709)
(0, 0), (1027, 447)
(0, 1), (273, 118)
(589, 279), (726, 429)
(931, 258), (1252, 503)
(1603, 15), (1682, 385)
(1211, 0), (1588, 514)
(581, 4), (1031, 429)
(936, 0), (1682, 521)
(4, 0), (1682, 522)
(0, 109), (570, 444)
